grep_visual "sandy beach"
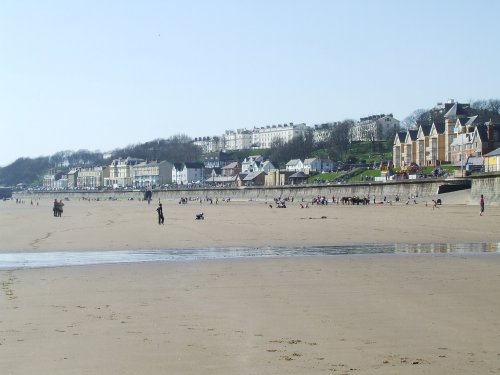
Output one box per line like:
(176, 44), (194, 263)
(0, 196), (499, 252)
(1, 197), (500, 374)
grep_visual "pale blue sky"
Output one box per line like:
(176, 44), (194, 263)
(1, 0), (499, 166)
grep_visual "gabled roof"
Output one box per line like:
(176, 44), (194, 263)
(405, 130), (418, 142)
(289, 171), (308, 179)
(286, 159), (303, 166)
(484, 147), (500, 157)
(444, 103), (458, 118)
(444, 102), (470, 119)
(303, 158), (319, 164)
(174, 162), (204, 170)
(465, 115), (479, 126)
(468, 156), (484, 166)
(474, 125), (489, 142)
(243, 171), (266, 181)
(222, 161), (239, 169)
(244, 155), (263, 163)
(431, 122), (445, 134)
(417, 125), (432, 138)
(394, 131), (406, 144)
(261, 160), (275, 169)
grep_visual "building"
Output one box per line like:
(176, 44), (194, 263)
(202, 152), (234, 169)
(415, 125), (432, 167)
(77, 166), (108, 189)
(402, 130), (418, 168)
(194, 122), (308, 152)
(286, 159), (304, 172)
(426, 122), (446, 166)
(443, 101), (471, 162)
(392, 132), (407, 169)
(238, 171), (267, 186)
(484, 148), (500, 172)
(105, 157), (144, 188)
(221, 162), (241, 177)
(172, 162), (204, 185)
(351, 114), (400, 142)
(252, 123), (308, 149)
(193, 136), (223, 153)
(392, 99), (500, 170)
(66, 169), (79, 189)
(132, 160), (173, 188)
(241, 155), (264, 173)
(303, 158), (334, 173)
(222, 129), (253, 151)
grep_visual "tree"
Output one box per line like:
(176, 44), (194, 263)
(487, 99), (500, 114)
(327, 120), (353, 160)
(400, 108), (427, 130)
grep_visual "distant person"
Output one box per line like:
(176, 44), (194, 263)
(432, 199), (438, 210)
(53, 199), (58, 217)
(156, 203), (164, 224)
(58, 200), (64, 216)
(480, 194), (485, 216)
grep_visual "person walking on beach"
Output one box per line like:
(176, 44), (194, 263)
(432, 199), (439, 210)
(58, 200), (64, 216)
(479, 194), (485, 216)
(156, 203), (165, 224)
(53, 199), (59, 217)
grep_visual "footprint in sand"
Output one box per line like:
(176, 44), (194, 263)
(30, 232), (52, 249)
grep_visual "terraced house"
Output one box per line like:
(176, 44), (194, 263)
(393, 100), (500, 170)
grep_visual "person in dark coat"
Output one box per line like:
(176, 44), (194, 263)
(156, 203), (165, 224)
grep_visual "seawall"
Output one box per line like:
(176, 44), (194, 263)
(13, 174), (500, 206)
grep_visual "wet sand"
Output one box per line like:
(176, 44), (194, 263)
(1, 198), (500, 374)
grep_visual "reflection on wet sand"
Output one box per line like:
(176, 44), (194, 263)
(1, 242), (499, 269)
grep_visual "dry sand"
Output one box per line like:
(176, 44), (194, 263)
(1, 197), (500, 374)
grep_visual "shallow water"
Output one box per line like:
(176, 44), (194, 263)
(0, 243), (499, 270)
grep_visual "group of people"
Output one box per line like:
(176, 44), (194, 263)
(52, 199), (64, 217)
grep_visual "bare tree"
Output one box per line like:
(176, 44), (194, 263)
(487, 99), (500, 114)
(400, 108), (427, 130)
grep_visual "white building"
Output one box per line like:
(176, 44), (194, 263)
(172, 162), (204, 185)
(286, 159), (304, 172)
(252, 123), (308, 149)
(351, 114), (400, 142)
(193, 136), (223, 153)
(222, 129), (253, 151)
(241, 155), (264, 173)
